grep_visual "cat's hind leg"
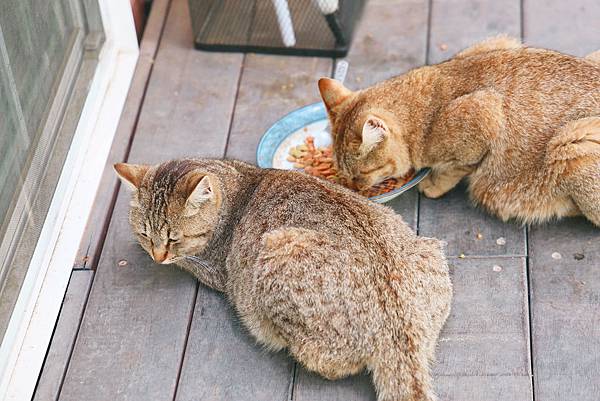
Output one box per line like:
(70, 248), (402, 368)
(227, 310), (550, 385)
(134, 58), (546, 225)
(455, 34), (522, 58)
(253, 227), (368, 380)
(548, 117), (600, 226)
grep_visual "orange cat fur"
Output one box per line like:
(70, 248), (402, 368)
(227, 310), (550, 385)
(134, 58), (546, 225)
(319, 36), (600, 226)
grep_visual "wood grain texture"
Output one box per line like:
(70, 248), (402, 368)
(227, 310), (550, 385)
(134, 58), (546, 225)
(75, 0), (171, 269)
(419, 0), (526, 257)
(58, 194), (198, 401)
(342, 0), (430, 88)
(523, 0), (600, 56)
(433, 258), (532, 401)
(529, 217), (600, 401)
(129, 1), (242, 162)
(435, 257), (530, 378)
(524, 2), (600, 399)
(58, 1), (242, 400)
(174, 31), (332, 401)
(175, 288), (293, 401)
(294, 371), (376, 401)
(33, 270), (94, 401)
(225, 53), (332, 163)
(293, 1), (429, 399)
(434, 258), (532, 400)
(419, 184), (527, 257)
(436, 376), (532, 401)
(428, 0), (521, 64)
(387, 189), (418, 231)
(422, 6), (531, 400)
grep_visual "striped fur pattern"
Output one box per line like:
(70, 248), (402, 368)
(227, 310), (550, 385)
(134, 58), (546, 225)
(115, 159), (452, 401)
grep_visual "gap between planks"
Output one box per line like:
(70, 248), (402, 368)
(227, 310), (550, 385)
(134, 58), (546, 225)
(74, 0), (174, 271)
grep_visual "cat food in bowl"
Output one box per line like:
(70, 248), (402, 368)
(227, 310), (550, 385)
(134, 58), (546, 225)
(287, 136), (416, 198)
(256, 102), (430, 203)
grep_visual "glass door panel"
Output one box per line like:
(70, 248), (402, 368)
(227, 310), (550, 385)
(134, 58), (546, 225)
(0, 0), (104, 340)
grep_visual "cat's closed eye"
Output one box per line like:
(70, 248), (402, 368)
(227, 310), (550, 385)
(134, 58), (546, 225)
(166, 230), (182, 244)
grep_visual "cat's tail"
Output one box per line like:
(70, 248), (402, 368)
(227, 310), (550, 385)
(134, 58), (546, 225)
(370, 328), (438, 401)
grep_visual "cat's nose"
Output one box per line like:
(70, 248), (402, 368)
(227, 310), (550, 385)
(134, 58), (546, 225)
(151, 246), (168, 263)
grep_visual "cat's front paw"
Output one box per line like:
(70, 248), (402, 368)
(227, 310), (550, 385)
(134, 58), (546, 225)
(418, 176), (446, 199)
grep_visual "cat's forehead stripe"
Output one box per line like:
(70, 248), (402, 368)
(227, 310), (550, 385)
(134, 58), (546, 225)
(142, 160), (195, 231)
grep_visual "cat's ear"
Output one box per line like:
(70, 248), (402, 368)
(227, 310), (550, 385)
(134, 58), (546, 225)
(184, 173), (215, 215)
(359, 116), (388, 155)
(318, 78), (353, 114)
(114, 163), (150, 191)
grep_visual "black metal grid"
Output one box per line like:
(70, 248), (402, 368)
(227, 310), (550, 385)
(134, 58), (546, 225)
(188, 0), (366, 57)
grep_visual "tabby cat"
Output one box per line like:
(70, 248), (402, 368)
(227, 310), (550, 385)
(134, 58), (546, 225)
(115, 159), (452, 401)
(319, 36), (600, 226)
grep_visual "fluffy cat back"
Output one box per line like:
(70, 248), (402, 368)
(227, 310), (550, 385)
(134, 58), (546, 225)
(116, 159), (452, 401)
(318, 38), (600, 225)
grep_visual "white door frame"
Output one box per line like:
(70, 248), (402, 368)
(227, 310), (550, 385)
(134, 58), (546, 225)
(0, 1), (138, 400)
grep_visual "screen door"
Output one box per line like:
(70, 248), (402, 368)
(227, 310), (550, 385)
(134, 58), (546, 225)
(0, 0), (104, 341)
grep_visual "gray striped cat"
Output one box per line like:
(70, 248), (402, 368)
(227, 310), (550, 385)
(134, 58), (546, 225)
(115, 158), (452, 401)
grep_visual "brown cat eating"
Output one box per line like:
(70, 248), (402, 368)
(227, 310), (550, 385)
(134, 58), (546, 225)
(319, 36), (600, 226)
(115, 159), (452, 401)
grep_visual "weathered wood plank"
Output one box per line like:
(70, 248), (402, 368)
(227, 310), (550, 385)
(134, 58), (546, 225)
(175, 288), (293, 401)
(419, 184), (527, 257)
(33, 270), (94, 401)
(342, 0), (429, 88)
(292, 1), (429, 398)
(529, 218), (600, 401)
(387, 189), (418, 231)
(436, 376), (532, 401)
(225, 54), (332, 163)
(524, 0), (600, 56)
(294, 371), (375, 401)
(524, 2), (600, 400)
(423, 4), (532, 401)
(59, 217), (197, 401)
(435, 257), (532, 400)
(129, 6), (243, 161)
(419, 0), (526, 256)
(175, 34), (332, 401)
(74, 0), (171, 269)
(435, 257), (530, 376)
(58, 0), (243, 399)
(428, 0), (521, 65)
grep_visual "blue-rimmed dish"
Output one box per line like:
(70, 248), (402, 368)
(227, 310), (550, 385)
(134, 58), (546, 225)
(257, 102), (430, 203)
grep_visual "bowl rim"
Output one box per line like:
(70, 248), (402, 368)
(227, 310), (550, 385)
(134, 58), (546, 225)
(257, 101), (430, 202)
(256, 102), (326, 168)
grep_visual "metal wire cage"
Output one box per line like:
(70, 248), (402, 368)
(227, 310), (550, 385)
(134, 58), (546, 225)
(188, 0), (366, 57)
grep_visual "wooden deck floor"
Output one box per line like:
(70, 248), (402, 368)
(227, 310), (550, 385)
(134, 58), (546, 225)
(33, 0), (600, 400)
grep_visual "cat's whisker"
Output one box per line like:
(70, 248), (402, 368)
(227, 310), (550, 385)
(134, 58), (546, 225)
(184, 256), (217, 274)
